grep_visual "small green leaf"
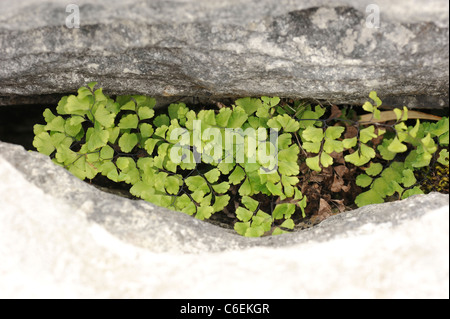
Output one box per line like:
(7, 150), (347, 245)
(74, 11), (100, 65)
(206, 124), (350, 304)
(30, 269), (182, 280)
(355, 189), (384, 207)
(325, 126), (345, 140)
(280, 218), (295, 230)
(65, 95), (92, 115)
(212, 195), (230, 212)
(320, 152), (333, 168)
(343, 137), (357, 149)
(239, 177), (253, 196)
(234, 221), (251, 236)
(272, 203), (295, 219)
(216, 108), (232, 127)
(306, 155), (321, 172)
(100, 145), (114, 160)
(301, 126), (324, 143)
(387, 137), (408, 153)
(323, 139), (343, 153)
(204, 168), (220, 183)
(118, 133), (139, 153)
(86, 125), (109, 151)
(107, 127), (120, 144)
(64, 118), (83, 137)
(437, 149), (449, 166)
(118, 114), (139, 130)
(345, 149), (371, 166)
(235, 97), (262, 116)
(278, 133), (292, 149)
(266, 182), (284, 197)
(303, 142), (321, 153)
(401, 187), (424, 200)
(365, 162), (383, 176)
(245, 225), (265, 237)
(360, 144), (376, 159)
(212, 182), (230, 194)
(228, 106), (248, 128)
(87, 81), (97, 90)
(185, 175), (209, 193)
(242, 196), (259, 212)
(359, 126), (377, 143)
(138, 106), (155, 120)
(272, 227), (289, 236)
(369, 91), (382, 107)
(401, 169), (416, 187)
(196, 206), (214, 220)
(165, 175), (181, 195)
(33, 132), (55, 155)
(362, 101), (374, 113)
(229, 166), (245, 184)
(94, 103), (116, 128)
(236, 207), (254, 222)
(278, 145), (300, 175)
(356, 174), (373, 187)
(144, 138), (159, 155)
(378, 139), (397, 161)
(45, 116), (65, 132)
(139, 123), (154, 138)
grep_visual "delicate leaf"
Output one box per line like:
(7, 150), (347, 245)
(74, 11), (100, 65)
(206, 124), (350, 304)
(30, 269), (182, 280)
(365, 162), (383, 176)
(212, 195), (230, 212)
(239, 177), (253, 196)
(355, 189), (384, 207)
(325, 126), (345, 140)
(356, 174), (373, 187)
(359, 126), (377, 143)
(272, 203), (295, 219)
(118, 114), (139, 130)
(401, 187), (424, 199)
(320, 152), (333, 168)
(235, 97), (262, 116)
(242, 196), (259, 212)
(302, 126), (324, 143)
(343, 137), (357, 149)
(138, 106), (155, 120)
(369, 91), (382, 107)
(387, 137), (408, 153)
(229, 166), (246, 184)
(306, 155), (321, 172)
(86, 126), (109, 151)
(33, 132), (55, 155)
(94, 103), (115, 128)
(212, 182), (230, 194)
(280, 218), (295, 230)
(401, 169), (416, 187)
(437, 149), (449, 166)
(228, 106), (248, 128)
(234, 221), (251, 236)
(204, 168), (220, 183)
(236, 207), (254, 222)
(196, 206), (214, 220)
(118, 133), (138, 153)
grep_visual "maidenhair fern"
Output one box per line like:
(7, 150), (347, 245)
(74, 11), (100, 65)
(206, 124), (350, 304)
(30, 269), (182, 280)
(33, 82), (449, 237)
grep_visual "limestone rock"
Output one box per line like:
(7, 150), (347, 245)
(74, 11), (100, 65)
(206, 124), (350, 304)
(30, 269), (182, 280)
(0, 141), (448, 298)
(0, 0), (448, 108)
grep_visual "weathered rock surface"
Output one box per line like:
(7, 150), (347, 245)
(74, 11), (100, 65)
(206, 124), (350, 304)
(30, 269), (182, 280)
(0, 140), (449, 298)
(0, 0), (448, 108)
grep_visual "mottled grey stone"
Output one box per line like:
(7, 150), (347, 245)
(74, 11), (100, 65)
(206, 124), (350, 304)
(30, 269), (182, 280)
(0, 0), (448, 108)
(0, 140), (449, 298)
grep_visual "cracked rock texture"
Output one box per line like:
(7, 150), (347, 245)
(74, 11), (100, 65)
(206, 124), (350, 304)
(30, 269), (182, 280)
(0, 141), (449, 298)
(0, 0), (448, 108)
